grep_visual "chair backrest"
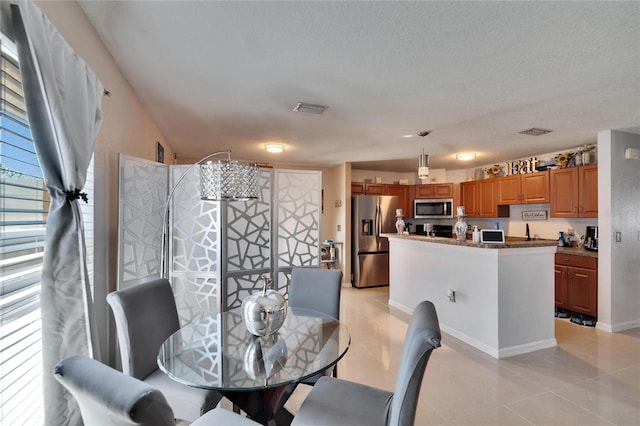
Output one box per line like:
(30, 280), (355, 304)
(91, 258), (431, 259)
(54, 355), (175, 426)
(106, 278), (180, 379)
(288, 267), (343, 319)
(388, 300), (441, 426)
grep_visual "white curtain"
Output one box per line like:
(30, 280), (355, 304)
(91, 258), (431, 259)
(10, 1), (103, 424)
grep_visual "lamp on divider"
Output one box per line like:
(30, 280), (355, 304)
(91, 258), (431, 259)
(160, 150), (259, 278)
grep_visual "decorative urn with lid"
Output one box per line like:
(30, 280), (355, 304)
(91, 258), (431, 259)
(241, 277), (287, 337)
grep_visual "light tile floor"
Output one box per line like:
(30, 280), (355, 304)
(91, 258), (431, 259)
(283, 285), (640, 426)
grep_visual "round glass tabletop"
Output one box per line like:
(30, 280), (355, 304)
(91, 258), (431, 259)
(158, 307), (350, 391)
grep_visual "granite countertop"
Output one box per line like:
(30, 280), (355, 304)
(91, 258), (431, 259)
(385, 233), (599, 256)
(383, 233), (558, 249)
(556, 246), (598, 258)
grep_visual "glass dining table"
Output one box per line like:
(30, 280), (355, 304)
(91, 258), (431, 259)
(158, 306), (351, 425)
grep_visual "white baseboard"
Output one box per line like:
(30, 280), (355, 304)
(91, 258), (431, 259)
(389, 298), (558, 359)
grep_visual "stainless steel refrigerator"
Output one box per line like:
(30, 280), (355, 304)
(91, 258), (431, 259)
(351, 195), (399, 288)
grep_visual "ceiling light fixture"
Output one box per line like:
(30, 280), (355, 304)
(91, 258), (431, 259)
(456, 153), (476, 161)
(264, 143), (285, 153)
(519, 128), (552, 136)
(293, 102), (328, 114)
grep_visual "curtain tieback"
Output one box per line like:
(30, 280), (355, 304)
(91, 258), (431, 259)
(64, 189), (88, 203)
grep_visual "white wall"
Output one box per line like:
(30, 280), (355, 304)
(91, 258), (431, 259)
(36, 1), (173, 365)
(598, 130), (640, 331)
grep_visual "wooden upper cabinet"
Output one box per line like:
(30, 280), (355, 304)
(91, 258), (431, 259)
(351, 182), (366, 195)
(521, 171), (550, 203)
(497, 171), (549, 205)
(580, 165), (598, 217)
(460, 181), (479, 217)
(386, 184), (412, 218)
(433, 183), (453, 199)
(461, 179), (506, 217)
(550, 165), (597, 217)
(414, 184), (433, 199)
(477, 179), (499, 217)
(364, 183), (386, 195)
(414, 183), (453, 199)
(496, 175), (521, 205)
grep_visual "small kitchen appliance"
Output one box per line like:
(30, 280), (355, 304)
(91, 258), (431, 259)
(585, 226), (598, 251)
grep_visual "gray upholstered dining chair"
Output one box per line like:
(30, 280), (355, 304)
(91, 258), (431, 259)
(291, 300), (441, 426)
(54, 355), (259, 426)
(106, 278), (222, 422)
(288, 266), (343, 380)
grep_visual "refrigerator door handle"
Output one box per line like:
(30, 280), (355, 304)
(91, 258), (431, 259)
(375, 203), (380, 244)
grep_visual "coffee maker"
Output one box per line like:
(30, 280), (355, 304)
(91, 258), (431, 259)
(585, 226), (598, 251)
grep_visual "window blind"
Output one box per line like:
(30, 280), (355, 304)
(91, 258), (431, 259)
(0, 35), (46, 425)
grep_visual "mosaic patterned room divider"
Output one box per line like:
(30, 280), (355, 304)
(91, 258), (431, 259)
(117, 155), (167, 288)
(118, 159), (322, 322)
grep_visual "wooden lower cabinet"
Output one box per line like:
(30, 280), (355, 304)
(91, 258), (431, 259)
(554, 253), (597, 317)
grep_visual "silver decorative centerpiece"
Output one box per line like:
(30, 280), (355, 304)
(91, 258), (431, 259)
(454, 206), (468, 242)
(243, 334), (288, 381)
(241, 277), (287, 337)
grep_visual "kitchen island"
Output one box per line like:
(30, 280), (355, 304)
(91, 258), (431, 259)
(384, 233), (558, 359)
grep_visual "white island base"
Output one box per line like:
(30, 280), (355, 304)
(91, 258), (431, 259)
(386, 235), (557, 359)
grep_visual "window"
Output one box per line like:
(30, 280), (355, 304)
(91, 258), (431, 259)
(0, 33), (94, 424)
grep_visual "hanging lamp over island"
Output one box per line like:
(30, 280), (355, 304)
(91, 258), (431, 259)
(417, 130), (430, 179)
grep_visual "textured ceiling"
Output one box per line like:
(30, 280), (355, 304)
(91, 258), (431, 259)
(78, 1), (640, 172)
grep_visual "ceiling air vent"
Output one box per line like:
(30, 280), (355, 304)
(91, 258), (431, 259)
(293, 102), (328, 114)
(519, 128), (552, 136)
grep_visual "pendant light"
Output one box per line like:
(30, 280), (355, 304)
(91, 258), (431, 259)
(418, 149), (429, 179)
(417, 131), (430, 179)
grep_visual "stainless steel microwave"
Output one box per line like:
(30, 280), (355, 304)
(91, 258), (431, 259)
(414, 199), (454, 219)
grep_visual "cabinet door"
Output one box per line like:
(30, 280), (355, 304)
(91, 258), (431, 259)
(567, 266), (597, 316)
(414, 184), (433, 199)
(497, 175), (521, 205)
(351, 182), (365, 195)
(521, 171), (550, 203)
(386, 184), (411, 218)
(554, 265), (568, 308)
(460, 182), (478, 217)
(433, 183), (453, 199)
(579, 165), (598, 217)
(550, 167), (579, 217)
(365, 183), (386, 195)
(477, 179), (497, 217)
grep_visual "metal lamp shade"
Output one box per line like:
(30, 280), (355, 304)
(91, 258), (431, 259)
(199, 160), (259, 200)
(418, 153), (429, 179)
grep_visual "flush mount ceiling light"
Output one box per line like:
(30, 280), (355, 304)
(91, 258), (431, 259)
(519, 128), (552, 136)
(293, 102), (328, 114)
(456, 153), (476, 161)
(264, 144), (285, 153)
